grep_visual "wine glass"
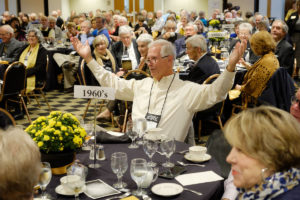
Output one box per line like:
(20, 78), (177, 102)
(111, 152), (128, 189)
(143, 135), (158, 167)
(130, 158), (148, 196)
(38, 162), (52, 199)
(66, 162), (88, 200)
(160, 138), (176, 168)
(134, 118), (147, 145)
(126, 120), (138, 149)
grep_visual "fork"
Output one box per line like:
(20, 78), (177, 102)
(105, 192), (131, 200)
(183, 188), (202, 196)
(177, 161), (205, 167)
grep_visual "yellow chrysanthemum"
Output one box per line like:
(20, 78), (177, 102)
(61, 126), (67, 131)
(59, 137), (63, 141)
(54, 130), (61, 135)
(43, 135), (50, 141)
(38, 141), (43, 147)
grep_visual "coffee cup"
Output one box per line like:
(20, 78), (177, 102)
(141, 167), (159, 189)
(188, 146), (207, 159)
(60, 175), (80, 193)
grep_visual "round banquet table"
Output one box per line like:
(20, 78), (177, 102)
(45, 141), (224, 200)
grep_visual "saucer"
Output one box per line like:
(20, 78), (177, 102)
(151, 183), (183, 197)
(55, 184), (85, 196)
(184, 153), (211, 163)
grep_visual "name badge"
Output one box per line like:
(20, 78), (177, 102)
(145, 113), (161, 130)
(291, 16), (296, 19)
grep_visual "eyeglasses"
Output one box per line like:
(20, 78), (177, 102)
(146, 56), (169, 64)
(291, 95), (300, 107)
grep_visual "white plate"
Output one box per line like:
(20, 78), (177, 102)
(151, 183), (183, 197)
(184, 153), (211, 163)
(55, 184), (85, 196)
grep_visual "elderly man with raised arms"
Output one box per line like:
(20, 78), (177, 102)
(71, 38), (246, 142)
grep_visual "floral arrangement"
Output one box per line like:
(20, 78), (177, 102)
(209, 19), (220, 28)
(208, 30), (225, 43)
(26, 111), (87, 153)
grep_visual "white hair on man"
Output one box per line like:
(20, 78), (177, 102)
(0, 24), (14, 34)
(185, 34), (207, 52)
(272, 19), (289, 34)
(184, 22), (198, 32)
(48, 16), (57, 22)
(119, 25), (132, 35)
(81, 20), (92, 28)
(148, 39), (176, 60)
(239, 22), (253, 34)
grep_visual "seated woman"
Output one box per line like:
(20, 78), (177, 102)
(18, 28), (47, 93)
(224, 106), (300, 199)
(235, 31), (279, 100)
(97, 33), (153, 121)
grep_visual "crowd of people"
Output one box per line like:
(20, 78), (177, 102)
(0, 1), (300, 199)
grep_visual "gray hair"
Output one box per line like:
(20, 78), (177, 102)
(136, 33), (153, 44)
(185, 22), (198, 32)
(0, 25), (14, 34)
(148, 39), (176, 60)
(185, 34), (207, 52)
(0, 127), (41, 200)
(119, 16), (128, 23)
(93, 34), (109, 48)
(119, 25), (132, 36)
(239, 22), (253, 34)
(164, 20), (176, 28)
(27, 28), (44, 43)
(48, 16), (57, 22)
(81, 20), (91, 28)
(258, 16), (270, 29)
(272, 19), (289, 34)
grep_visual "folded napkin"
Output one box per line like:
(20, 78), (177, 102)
(96, 131), (131, 144)
(175, 171), (224, 186)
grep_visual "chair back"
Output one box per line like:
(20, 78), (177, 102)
(80, 59), (100, 86)
(0, 62), (26, 101)
(37, 55), (49, 90)
(123, 69), (151, 80)
(0, 108), (16, 128)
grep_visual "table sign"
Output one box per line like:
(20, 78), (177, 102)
(74, 85), (115, 100)
(207, 32), (227, 38)
(175, 171), (223, 186)
(222, 24), (235, 29)
(74, 85), (115, 169)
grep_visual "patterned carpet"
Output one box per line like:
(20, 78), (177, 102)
(16, 90), (119, 131)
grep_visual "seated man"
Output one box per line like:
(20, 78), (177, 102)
(185, 34), (220, 84)
(175, 22), (198, 58)
(0, 25), (23, 78)
(54, 20), (94, 92)
(48, 16), (63, 41)
(0, 127), (41, 200)
(271, 19), (294, 76)
(157, 20), (183, 44)
(71, 35), (247, 142)
(111, 25), (140, 70)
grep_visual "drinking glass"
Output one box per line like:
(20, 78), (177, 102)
(111, 152), (128, 189)
(38, 162), (52, 199)
(66, 162), (88, 200)
(143, 135), (158, 167)
(130, 158), (148, 196)
(82, 123), (94, 150)
(160, 138), (176, 168)
(134, 118), (147, 145)
(221, 52), (230, 66)
(126, 121), (138, 149)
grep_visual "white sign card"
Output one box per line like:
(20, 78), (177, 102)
(222, 24), (235, 29)
(74, 85), (115, 100)
(207, 32), (227, 38)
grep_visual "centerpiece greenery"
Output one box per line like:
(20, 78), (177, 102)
(26, 111), (87, 153)
(209, 19), (221, 29)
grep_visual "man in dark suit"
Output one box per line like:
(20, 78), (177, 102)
(111, 25), (140, 70)
(0, 25), (23, 78)
(174, 22), (197, 58)
(185, 34), (220, 84)
(271, 19), (295, 76)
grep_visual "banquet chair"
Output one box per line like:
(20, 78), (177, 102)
(0, 107), (16, 128)
(0, 61), (31, 123)
(27, 55), (51, 111)
(121, 69), (151, 132)
(80, 60), (110, 123)
(195, 74), (224, 141)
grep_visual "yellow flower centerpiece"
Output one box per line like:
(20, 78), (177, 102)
(209, 19), (220, 29)
(26, 111), (87, 153)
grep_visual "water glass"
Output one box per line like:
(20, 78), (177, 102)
(126, 121), (138, 149)
(160, 138), (176, 168)
(221, 52), (229, 66)
(143, 135), (158, 167)
(111, 152), (128, 189)
(130, 158), (148, 196)
(82, 123), (94, 150)
(38, 162), (52, 199)
(134, 118), (147, 145)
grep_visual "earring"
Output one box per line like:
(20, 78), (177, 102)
(261, 168), (273, 184)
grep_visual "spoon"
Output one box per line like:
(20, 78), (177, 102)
(105, 192), (131, 200)
(177, 161), (205, 167)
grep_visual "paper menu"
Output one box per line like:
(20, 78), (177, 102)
(175, 171), (224, 186)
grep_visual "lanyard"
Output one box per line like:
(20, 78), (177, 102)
(146, 74), (175, 127)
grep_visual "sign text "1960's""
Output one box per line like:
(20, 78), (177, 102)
(74, 85), (115, 100)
